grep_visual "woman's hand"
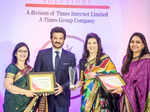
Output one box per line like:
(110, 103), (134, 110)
(4, 77), (36, 97)
(112, 87), (123, 94)
(24, 90), (36, 97)
(71, 81), (84, 90)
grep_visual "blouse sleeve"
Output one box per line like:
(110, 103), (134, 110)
(80, 70), (84, 81)
(79, 59), (86, 81)
(5, 64), (18, 79)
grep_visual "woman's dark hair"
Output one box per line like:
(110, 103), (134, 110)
(79, 33), (105, 70)
(12, 42), (30, 65)
(121, 32), (149, 74)
(50, 26), (66, 39)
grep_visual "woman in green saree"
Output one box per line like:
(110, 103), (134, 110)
(76, 33), (119, 112)
(3, 42), (38, 112)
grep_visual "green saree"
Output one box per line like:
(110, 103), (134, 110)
(3, 64), (38, 112)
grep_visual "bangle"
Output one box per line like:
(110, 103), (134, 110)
(96, 72), (99, 76)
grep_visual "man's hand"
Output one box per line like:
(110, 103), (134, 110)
(41, 93), (50, 96)
(54, 82), (63, 96)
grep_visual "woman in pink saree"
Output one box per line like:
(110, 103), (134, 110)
(112, 32), (150, 112)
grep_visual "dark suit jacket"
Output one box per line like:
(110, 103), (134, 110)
(34, 48), (77, 109)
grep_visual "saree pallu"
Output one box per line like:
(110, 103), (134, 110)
(37, 96), (48, 112)
(120, 58), (150, 112)
(80, 55), (118, 112)
(3, 64), (38, 112)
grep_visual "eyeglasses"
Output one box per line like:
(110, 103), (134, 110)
(17, 50), (28, 53)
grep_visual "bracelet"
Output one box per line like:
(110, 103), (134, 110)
(96, 72), (99, 76)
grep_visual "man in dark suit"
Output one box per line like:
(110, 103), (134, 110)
(34, 26), (77, 112)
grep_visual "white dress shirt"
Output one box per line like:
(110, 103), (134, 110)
(52, 47), (62, 69)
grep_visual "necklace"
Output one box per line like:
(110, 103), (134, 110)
(133, 56), (140, 59)
(16, 64), (26, 70)
(88, 56), (96, 62)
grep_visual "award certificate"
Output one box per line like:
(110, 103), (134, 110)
(97, 73), (125, 91)
(28, 72), (56, 94)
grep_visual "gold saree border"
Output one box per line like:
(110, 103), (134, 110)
(24, 96), (38, 112)
(84, 80), (100, 112)
(14, 71), (24, 82)
(5, 73), (15, 79)
(121, 94), (132, 112)
(144, 92), (150, 112)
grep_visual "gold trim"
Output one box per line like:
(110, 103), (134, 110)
(84, 80), (99, 112)
(38, 96), (48, 112)
(85, 58), (96, 67)
(5, 73), (15, 79)
(121, 94), (132, 112)
(83, 55), (109, 68)
(45, 96), (48, 112)
(14, 71), (24, 82)
(24, 96), (38, 112)
(80, 70), (84, 81)
(125, 95), (132, 112)
(28, 72), (56, 94)
(100, 54), (109, 60)
(144, 92), (150, 112)
(97, 73), (125, 92)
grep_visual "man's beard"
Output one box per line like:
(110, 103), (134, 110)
(52, 42), (64, 49)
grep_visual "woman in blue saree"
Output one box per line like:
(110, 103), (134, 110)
(3, 42), (38, 112)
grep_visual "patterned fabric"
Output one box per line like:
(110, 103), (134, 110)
(144, 92), (150, 112)
(38, 96), (48, 112)
(80, 55), (117, 112)
(3, 64), (37, 112)
(121, 58), (150, 112)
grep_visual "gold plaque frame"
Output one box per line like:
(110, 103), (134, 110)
(28, 72), (56, 95)
(97, 73), (125, 92)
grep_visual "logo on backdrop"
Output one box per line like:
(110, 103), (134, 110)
(26, 0), (110, 8)
(25, 0), (110, 24)
(40, 35), (84, 50)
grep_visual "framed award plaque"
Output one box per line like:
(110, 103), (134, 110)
(28, 72), (56, 95)
(97, 73), (125, 92)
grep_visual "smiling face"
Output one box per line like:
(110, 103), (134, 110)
(87, 38), (98, 54)
(15, 46), (28, 63)
(51, 32), (65, 49)
(130, 36), (144, 54)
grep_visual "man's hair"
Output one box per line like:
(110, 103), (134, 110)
(50, 26), (66, 39)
